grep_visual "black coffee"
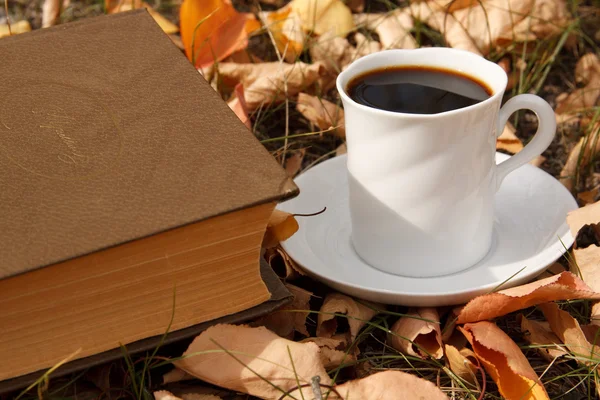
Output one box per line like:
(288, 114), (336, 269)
(347, 66), (493, 114)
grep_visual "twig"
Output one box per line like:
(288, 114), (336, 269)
(4, 0), (11, 36)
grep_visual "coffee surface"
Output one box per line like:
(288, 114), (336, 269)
(347, 66), (493, 114)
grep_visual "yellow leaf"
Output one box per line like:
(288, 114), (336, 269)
(445, 344), (478, 385)
(262, 209), (299, 248)
(259, 5), (305, 62)
(0, 20), (31, 39)
(290, 0), (354, 37)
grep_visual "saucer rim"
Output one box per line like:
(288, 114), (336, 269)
(279, 152), (578, 300)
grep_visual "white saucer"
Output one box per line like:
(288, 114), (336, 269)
(277, 152), (578, 307)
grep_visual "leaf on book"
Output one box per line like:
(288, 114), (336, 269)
(258, 5), (305, 63)
(444, 344), (478, 386)
(388, 307), (443, 359)
(0, 20), (31, 38)
(518, 314), (568, 362)
(538, 302), (600, 365)
(459, 321), (549, 400)
(555, 53), (600, 125)
(173, 324), (331, 399)
(559, 122), (600, 191)
(497, 122), (523, 154)
(353, 9), (417, 50)
(456, 272), (600, 324)
(301, 337), (357, 369)
(226, 83), (251, 129)
(333, 370), (449, 400)
(289, 0), (354, 37)
(180, 0), (257, 68)
(251, 283), (312, 338)
(296, 93), (345, 138)
(106, 0), (178, 34)
(317, 293), (381, 342)
(263, 209), (299, 248)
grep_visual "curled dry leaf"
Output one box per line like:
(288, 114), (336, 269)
(213, 62), (326, 111)
(444, 344), (478, 386)
(460, 321), (549, 400)
(317, 293), (381, 342)
(497, 122), (524, 154)
(258, 6), (304, 62)
(289, 0), (354, 37)
(559, 122), (600, 191)
(538, 302), (600, 365)
(388, 308), (443, 359)
(519, 314), (568, 362)
(106, 0), (178, 34)
(456, 272), (600, 324)
(333, 370), (449, 400)
(0, 20), (31, 38)
(226, 83), (251, 129)
(251, 283), (312, 338)
(555, 53), (600, 124)
(297, 93), (345, 138)
(264, 246), (304, 280)
(353, 9), (417, 50)
(284, 148), (306, 177)
(174, 324), (331, 399)
(180, 0), (258, 69)
(301, 337), (357, 369)
(263, 209), (299, 248)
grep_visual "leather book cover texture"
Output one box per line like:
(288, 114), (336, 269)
(0, 9), (298, 280)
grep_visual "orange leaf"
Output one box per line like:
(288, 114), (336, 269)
(180, 0), (256, 68)
(519, 314), (568, 362)
(456, 272), (600, 324)
(460, 321), (549, 400)
(444, 344), (478, 386)
(388, 308), (443, 359)
(262, 209), (299, 248)
(226, 83), (251, 129)
(317, 293), (382, 342)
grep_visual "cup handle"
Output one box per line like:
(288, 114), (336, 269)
(495, 94), (556, 191)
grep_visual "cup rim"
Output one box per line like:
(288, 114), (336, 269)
(336, 47), (508, 119)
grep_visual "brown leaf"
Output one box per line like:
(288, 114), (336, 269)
(309, 31), (355, 73)
(444, 344), (478, 386)
(213, 61), (326, 111)
(301, 337), (356, 369)
(581, 324), (600, 344)
(460, 321), (549, 400)
(353, 10), (417, 49)
(519, 314), (568, 362)
(284, 148), (306, 177)
(258, 5), (305, 62)
(556, 53), (600, 124)
(263, 209), (299, 248)
(226, 83), (251, 129)
(559, 122), (600, 191)
(456, 272), (600, 324)
(538, 302), (600, 365)
(0, 20), (31, 38)
(317, 293), (381, 342)
(333, 370), (449, 400)
(336, 143), (347, 156)
(578, 186), (600, 205)
(296, 93), (345, 138)
(154, 391), (223, 400)
(264, 246), (305, 280)
(290, 0), (355, 37)
(173, 324), (331, 399)
(567, 199), (600, 239)
(388, 308), (443, 359)
(497, 122), (524, 154)
(42, 0), (62, 27)
(251, 283), (312, 338)
(106, 0), (178, 34)
(163, 368), (195, 384)
(345, 0), (364, 13)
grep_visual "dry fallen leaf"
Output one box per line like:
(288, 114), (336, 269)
(336, 143), (347, 156)
(559, 122), (600, 191)
(0, 20), (31, 38)
(258, 5), (305, 62)
(290, 0), (354, 37)
(346, 0), (365, 13)
(213, 62), (327, 111)
(444, 344), (478, 386)
(578, 185), (600, 205)
(456, 272), (600, 324)
(262, 209), (299, 248)
(174, 324), (331, 399)
(154, 390), (223, 400)
(538, 302), (600, 365)
(353, 9), (417, 50)
(180, 0), (258, 68)
(567, 198), (600, 239)
(226, 83), (251, 129)
(264, 246), (304, 280)
(284, 148), (306, 177)
(317, 293), (381, 342)
(460, 321), (549, 400)
(301, 337), (357, 369)
(388, 308), (443, 359)
(556, 53), (600, 124)
(162, 368), (195, 384)
(296, 93), (345, 138)
(333, 370), (449, 400)
(251, 283), (312, 338)
(106, 0), (178, 34)
(42, 0), (62, 28)
(519, 314), (568, 362)
(309, 31), (354, 73)
(497, 122), (524, 154)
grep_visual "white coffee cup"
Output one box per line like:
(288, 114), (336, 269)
(336, 48), (556, 278)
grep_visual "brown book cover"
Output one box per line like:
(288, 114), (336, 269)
(0, 8), (299, 388)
